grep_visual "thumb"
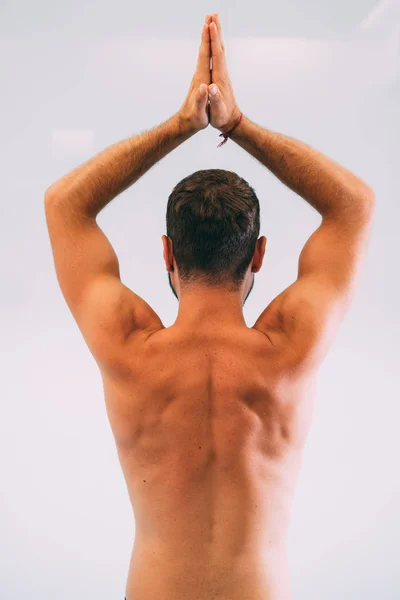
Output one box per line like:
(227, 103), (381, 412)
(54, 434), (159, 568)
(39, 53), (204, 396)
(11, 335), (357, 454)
(208, 84), (220, 101)
(196, 84), (208, 107)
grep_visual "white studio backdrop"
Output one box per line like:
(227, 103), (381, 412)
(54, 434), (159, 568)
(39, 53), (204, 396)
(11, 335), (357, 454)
(1, 0), (399, 598)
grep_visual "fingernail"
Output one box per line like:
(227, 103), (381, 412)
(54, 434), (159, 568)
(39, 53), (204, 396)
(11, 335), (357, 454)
(210, 85), (217, 95)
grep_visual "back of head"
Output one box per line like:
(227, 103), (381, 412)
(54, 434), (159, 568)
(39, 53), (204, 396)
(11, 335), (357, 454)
(166, 169), (261, 291)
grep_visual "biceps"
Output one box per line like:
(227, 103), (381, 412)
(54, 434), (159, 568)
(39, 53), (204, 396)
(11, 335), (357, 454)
(45, 203), (120, 311)
(45, 204), (135, 358)
(280, 211), (374, 369)
(298, 208), (374, 289)
(278, 276), (349, 371)
(45, 202), (163, 367)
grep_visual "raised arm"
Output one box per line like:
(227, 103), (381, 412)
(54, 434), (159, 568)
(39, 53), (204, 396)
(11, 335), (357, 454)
(207, 14), (375, 374)
(235, 117), (374, 372)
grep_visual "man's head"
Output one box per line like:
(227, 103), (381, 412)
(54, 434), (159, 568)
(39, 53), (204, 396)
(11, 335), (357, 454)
(162, 169), (267, 307)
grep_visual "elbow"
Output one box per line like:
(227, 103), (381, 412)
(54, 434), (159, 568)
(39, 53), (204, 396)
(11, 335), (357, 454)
(44, 186), (67, 216)
(353, 184), (375, 217)
(44, 185), (56, 206)
(45, 180), (70, 202)
(44, 184), (69, 211)
(356, 190), (376, 225)
(362, 186), (376, 215)
(364, 186), (375, 205)
(44, 184), (60, 203)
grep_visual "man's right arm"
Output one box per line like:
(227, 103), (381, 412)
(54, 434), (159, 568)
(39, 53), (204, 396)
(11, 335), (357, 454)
(231, 115), (375, 374)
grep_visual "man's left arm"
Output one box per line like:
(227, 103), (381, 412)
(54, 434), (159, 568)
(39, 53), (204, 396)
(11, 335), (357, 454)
(44, 17), (212, 371)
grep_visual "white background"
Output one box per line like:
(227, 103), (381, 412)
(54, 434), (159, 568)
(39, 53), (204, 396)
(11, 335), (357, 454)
(1, 0), (399, 598)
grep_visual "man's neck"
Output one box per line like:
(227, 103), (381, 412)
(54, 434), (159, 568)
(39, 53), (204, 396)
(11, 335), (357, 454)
(174, 290), (247, 328)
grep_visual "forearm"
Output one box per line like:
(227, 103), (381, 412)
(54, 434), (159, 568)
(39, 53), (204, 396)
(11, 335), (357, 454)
(230, 115), (374, 217)
(45, 113), (195, 218)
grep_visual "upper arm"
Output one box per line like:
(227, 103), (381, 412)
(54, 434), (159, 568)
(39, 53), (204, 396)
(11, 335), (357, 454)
(254, 195), (375, 374)
(44, 196), (163, 369)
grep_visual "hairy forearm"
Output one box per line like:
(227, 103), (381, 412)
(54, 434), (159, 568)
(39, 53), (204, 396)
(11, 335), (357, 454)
(45, 113), (195, 218)
(230, 115), (374, 217)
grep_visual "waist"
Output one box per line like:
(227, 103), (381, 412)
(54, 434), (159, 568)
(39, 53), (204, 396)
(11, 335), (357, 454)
(126, 539), (291, 600)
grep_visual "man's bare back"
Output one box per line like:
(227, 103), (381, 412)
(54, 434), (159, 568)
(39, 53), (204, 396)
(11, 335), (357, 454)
(102, 322), (315, 600)
(44, 14), (375, 599)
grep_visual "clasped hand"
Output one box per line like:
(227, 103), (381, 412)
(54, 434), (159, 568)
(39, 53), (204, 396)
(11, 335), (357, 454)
(178, 14), (241, 135)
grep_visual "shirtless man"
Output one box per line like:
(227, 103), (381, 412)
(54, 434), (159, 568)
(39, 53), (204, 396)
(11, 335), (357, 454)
(44, 13), (375, 600)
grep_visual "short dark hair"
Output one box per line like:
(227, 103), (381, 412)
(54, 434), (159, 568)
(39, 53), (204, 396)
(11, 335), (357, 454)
(166, 169), (261, 290)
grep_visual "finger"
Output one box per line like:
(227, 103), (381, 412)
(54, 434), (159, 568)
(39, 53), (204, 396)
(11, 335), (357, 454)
(205, 15), (213, 66)
(196, 22), (211, 81)
(208, 84), (221, 104)
(209, 21), (226, 74)
(196, 84), (208, 108)
(212, 14), (225, 53)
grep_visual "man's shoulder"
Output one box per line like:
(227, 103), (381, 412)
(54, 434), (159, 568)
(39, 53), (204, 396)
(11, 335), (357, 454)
(98, 324), (166, 378)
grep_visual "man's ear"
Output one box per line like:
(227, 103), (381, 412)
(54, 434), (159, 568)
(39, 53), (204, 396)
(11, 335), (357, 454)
(252, 237), (267, 273)
(162, 235), (174, 271)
